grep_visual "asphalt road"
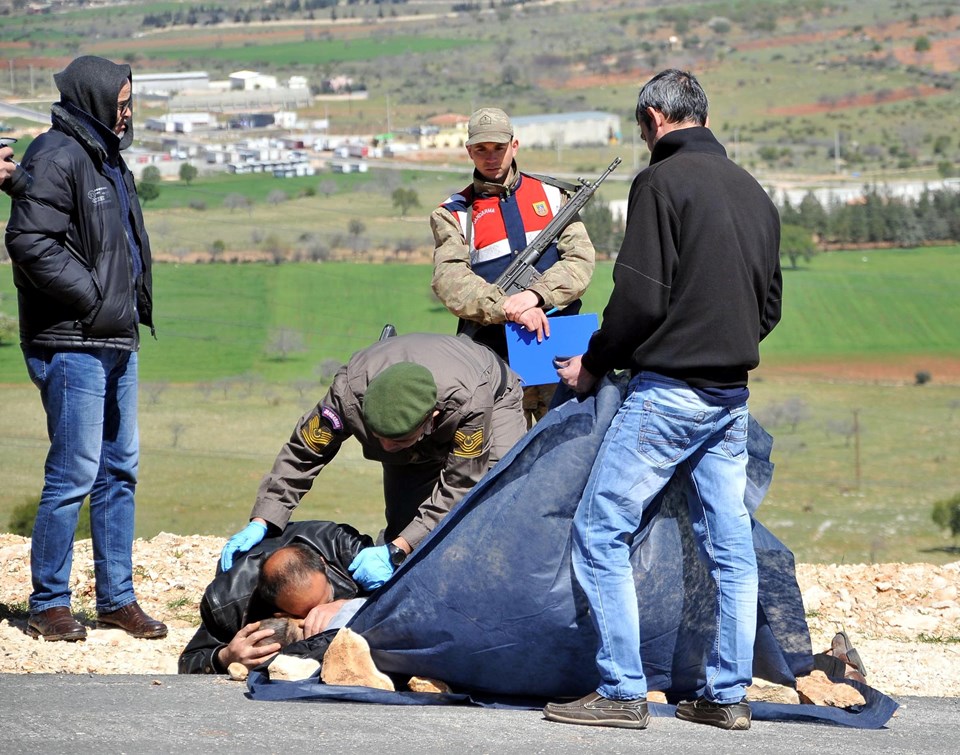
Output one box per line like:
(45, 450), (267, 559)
(0, 674), (956, 754)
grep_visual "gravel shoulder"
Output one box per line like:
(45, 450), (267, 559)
(0, 533), (958, 698)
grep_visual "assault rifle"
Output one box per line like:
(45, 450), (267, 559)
(493, 156), (621, 299)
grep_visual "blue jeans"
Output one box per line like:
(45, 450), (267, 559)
(23, 347), (140, 614)
(572, 372), (757, 703)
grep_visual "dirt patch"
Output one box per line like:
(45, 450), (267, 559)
(758, 356), (960, 386)
(768, 85), (946, 117)
(0, 533), (958, 698)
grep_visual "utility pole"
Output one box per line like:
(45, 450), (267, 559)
(853, 409), (861, 489)
(835, 129), (841, 175)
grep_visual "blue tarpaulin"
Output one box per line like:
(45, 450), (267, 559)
(248, 376), (898, 728)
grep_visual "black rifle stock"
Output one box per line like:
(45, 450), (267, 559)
(459, 157), (621, 338)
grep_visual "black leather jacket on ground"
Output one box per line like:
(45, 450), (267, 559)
(178, 520), (373, 675)
(4, 103), (153, 350)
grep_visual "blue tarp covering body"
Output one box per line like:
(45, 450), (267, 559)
(248, 376), (898, 728)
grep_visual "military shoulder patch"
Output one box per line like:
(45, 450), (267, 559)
(532, 200), (548, 217)
(321, 406), (343, 431)
(301, 412), (336, 453)
(453, 428), (484, 458)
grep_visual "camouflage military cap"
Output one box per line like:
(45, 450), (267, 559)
(466, 107), (514, 146)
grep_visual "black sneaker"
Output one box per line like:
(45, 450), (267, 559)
(675, 698), (751, 730)
(544, 691), (649, 729)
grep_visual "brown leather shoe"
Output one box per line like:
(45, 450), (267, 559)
(97, 602), (168, 639)
(27, 606), (87, 642)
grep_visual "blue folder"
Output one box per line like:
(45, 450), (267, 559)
(505, 313), (599, 385)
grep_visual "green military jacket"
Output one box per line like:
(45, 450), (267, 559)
(250, 333), (524, 549)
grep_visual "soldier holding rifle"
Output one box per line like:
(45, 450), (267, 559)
(430, 108), (598, 426)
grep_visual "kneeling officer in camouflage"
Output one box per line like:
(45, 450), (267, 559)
(221, 333), (526, 590)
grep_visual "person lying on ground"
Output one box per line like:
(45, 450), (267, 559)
(179, 520), (372, 674)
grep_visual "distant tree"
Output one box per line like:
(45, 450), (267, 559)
(8, 495), (90, 539)
(316, 358), (343, 383)
(580, 196), (623, 259)
(0, 312), (17, 346)
(779, 223), (818, 269)
(348, 218), (366, 238)
(391, 187), (420, 217)
(223, 193), (251, 213)
(797, 192), (827, 234)
(138, 165), (161, 204)
(318, 179), (338, 197)
(267, 189), (289, 205)
(142, 381), (168, 405)
(932, 493), (960, 540)
(179, 162), (198, 185)
(138, 181), (160, 204)
(914, 36), (931, 53)
(265, 328), (306, 361)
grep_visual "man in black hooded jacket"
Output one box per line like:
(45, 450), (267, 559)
(5, 56), (163, 642)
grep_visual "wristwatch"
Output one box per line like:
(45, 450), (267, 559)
(386, 542), (407, 568)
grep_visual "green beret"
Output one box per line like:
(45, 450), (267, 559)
(363, 362), (437, 439)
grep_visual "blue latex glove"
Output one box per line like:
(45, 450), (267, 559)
(348, 545), (395, 590)
(220, 520), (268, 572)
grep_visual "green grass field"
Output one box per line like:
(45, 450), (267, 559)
(148, 36), (474, 66)
(1, 248), (959, 564)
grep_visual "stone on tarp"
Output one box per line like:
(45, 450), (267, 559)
(747, 677), (801, 705)
(796, 670), (866, 708)
(270, 654), (321, 682)
(321, 628), (394, 691)
(408, 676), (452, 694)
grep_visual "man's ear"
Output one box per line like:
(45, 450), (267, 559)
(646, 107), (666, 133)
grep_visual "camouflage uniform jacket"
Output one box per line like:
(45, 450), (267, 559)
(430, 161), (595, 326)
(250, 333), (524, 549)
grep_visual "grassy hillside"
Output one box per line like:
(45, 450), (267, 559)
(1, 0), (958, 180)
(0, 248), (959, 564)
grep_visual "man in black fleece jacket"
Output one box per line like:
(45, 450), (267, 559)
(545, 70), (782, 732)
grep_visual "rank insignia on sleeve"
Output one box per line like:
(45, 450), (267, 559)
(453, 429), (483, 458)
(301, 413), (334, 453)
(532, 201), (548, 217)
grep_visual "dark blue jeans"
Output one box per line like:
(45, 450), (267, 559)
(23, 347), (140, 614)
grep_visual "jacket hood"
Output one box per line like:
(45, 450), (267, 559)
(54, 56), (133, 150)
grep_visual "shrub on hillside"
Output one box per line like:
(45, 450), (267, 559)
(932, 494), (960, 540)
(7, 496), (92, 539)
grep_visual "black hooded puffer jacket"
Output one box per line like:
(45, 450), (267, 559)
(4, 56), (153, 350)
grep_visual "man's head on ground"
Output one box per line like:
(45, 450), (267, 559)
(465, 107), (519, 183)
(256, 543), (334, 620)
(635, 69), (708, 152)
(363, 362), (439, 452)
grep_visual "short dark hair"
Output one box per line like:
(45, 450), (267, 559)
(254, 542), (327, 609)
(635, 69), (708, 128)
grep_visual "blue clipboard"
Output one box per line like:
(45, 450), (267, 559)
(505, 313), (599, 385)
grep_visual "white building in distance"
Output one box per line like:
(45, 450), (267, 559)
(230, 70), (279, 91)
(512, 111), (621, 149)
(134, 72), (210, 96)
